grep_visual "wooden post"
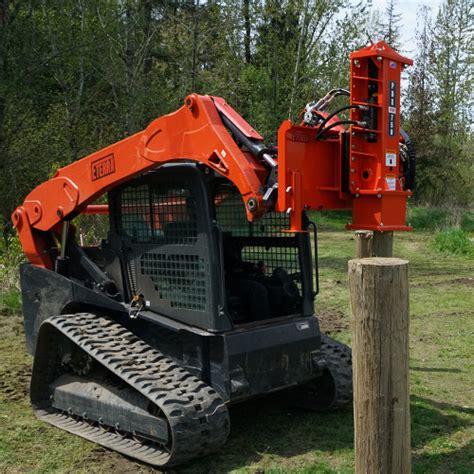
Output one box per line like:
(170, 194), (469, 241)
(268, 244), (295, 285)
(372, 231), (393, 257)
(355, 230), (373, 258)
(348, 257), (410, 474)
(354, 231), (393, 258)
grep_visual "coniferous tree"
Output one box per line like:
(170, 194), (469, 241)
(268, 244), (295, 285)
(429, 0), (473, 205)
(404, 5), (436, 202)
(383, 0), (402, 49)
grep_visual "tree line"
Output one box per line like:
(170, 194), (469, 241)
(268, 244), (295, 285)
(0, 0), (472, 241)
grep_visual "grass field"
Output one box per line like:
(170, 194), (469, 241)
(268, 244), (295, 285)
(0, 220), (473, 473)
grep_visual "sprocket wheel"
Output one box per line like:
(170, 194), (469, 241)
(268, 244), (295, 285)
(292, 334), (353, 411)
(60, 346), (94, 376)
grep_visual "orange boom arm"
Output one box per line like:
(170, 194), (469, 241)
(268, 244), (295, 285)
(12, 94), (268, 268)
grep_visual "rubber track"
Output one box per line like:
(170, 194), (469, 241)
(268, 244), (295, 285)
(290, 334), (352, 411)
(31, 313), (230, 467)
(320, 334), (353, 409)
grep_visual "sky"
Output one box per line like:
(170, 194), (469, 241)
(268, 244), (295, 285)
(369, 0), (443, 55)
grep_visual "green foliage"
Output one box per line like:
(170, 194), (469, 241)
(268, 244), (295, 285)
(404, 0), (473, 208)
(408, 207), (474, 231)
(0, 289), (21, 315)
(431, 229), (474, 258)
(408, 207), (451, 230)
(311, 207), (474, 233)
(309, 210), (352, 231)
(73, 213), (109, 246)
(0, 235), (24, 314)
(460, 212), (474, 232)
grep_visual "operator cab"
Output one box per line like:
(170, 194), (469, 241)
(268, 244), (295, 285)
(213, 180), (313, 324)
(104, 164), (315, 331)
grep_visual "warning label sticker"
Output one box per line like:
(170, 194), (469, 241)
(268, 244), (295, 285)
(386, 151), (397, 167)
(386, 175), (397, 191)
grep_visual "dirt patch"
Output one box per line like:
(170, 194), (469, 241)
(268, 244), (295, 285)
(317, 309), (349, 334)
(450, 277), (474, 287)
(0, 364), (31, 402)
(411, 276), (474, 288)
(84, 447), (157, 473)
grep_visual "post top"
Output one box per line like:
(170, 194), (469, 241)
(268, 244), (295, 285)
(349, 257), (409, 266)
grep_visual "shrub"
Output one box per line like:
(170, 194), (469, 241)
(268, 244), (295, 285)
(0, 235), (25, 314)
(308, 210), (352, 230)
(431, 229), (474, 258)
(408, 207), (474, 231)
(460, 211), (474, 232)
(408, 207), (448, 230)
(0, 289), (22, 315)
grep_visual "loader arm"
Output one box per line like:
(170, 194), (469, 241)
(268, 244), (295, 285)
(12, 94), (269, 268)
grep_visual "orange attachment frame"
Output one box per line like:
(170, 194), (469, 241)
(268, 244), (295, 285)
(347, 41), (413, 231)
(275, 120), (349, 230)
(275, 41), (413, 232)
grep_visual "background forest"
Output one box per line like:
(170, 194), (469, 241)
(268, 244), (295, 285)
(0, 0), (472, 240)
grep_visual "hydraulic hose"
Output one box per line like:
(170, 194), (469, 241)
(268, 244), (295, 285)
(316, 120), (363, 140)
(314, 88), (350, 111)
(317, 104), (367, 135)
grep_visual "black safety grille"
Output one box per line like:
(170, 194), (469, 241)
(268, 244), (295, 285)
(241, 245), (300, 279)
(116, 183), (197, 244)
(216, 188), (291, 237)
(215, 183), (301, 282)
(141, 253), (207, 311)
(111, 176), (211, 316)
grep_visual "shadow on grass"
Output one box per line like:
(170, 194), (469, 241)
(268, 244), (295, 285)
(411, 366), (463, 373)
(180, 393), (354, 473)
(177, 394), (473, 473)
(412, 395), (473, 449)
(413, 439), (474, 474)
(412, 395), (473, 473)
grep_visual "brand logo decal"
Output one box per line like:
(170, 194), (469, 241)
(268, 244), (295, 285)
(291, 133), (309, 143)
(91, 154), (116, 181)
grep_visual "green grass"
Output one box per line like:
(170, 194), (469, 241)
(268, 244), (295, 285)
(0, 288), (22, 315)
(431, 229), (474, 258)
(0, 221), (473, 472)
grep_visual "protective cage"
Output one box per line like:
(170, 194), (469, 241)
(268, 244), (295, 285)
(213, 180), (315, 323)
(108, 166), (315, 330)
(108, 166), (225, 331)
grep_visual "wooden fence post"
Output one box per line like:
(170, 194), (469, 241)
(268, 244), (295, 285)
(348, 257), (410, 474)
(355, 230), (373, 258)
(355, 231), (394, 258)
(372, 231), (394, 257)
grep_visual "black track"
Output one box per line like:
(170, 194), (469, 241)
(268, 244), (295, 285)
(291, 334), (353, 411)
(319, 334), (353, 409)
(30, 313), (230, 467)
